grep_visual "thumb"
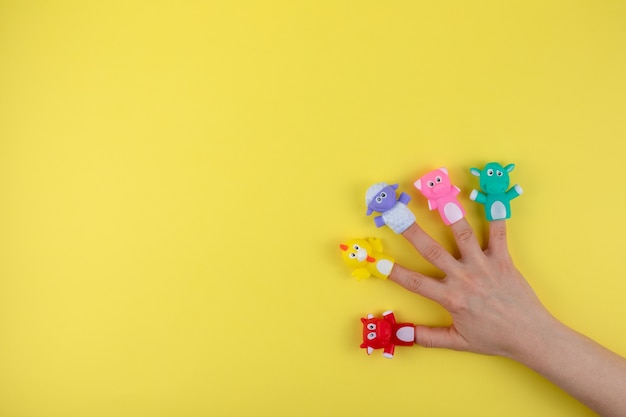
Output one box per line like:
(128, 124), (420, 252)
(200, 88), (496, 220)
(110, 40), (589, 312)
(415, 325), (468, 351)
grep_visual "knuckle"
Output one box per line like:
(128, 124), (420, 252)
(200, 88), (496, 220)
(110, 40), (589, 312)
(492, 228), (507, 241)
(416, 331), (434, 348)
(443, 293), (468, 313)
(423, 245), (445, 263)
(454, 227), (474, 243)
(405, 275), (424, 294)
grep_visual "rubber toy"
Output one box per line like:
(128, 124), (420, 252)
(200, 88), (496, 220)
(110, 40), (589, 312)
(339, 237), (395, 280)
(414, 167), (465, 225)
(365, 182), (415, 234)
(469, 162), (523, 221)
(360, 311), (415, 358)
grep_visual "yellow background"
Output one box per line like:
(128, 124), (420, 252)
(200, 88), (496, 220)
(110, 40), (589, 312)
(1, 1), (625, 416)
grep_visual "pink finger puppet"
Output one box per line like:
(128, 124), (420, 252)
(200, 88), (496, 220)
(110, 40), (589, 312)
(339, 237), (395, 280)
(360, 311), (415, 359)
(365, 182), (416, 234)
(414, 167), (465, 225)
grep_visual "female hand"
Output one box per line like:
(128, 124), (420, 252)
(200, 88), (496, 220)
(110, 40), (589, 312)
(389, 218), (626, 417)
(390, 218), (555, 358)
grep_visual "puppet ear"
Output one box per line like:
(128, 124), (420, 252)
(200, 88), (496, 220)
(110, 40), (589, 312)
(505, 164), (515, 172)
(367, 237), (382, 252)
(439, 167), (448, 174)
(414, 179), (422, 190)
(470, 168), (481, 177)
(340, 244), (348, 251)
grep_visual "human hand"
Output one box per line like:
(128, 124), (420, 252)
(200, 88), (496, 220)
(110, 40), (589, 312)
(389, 219), (556, 359)
(389, 218), (626, 416)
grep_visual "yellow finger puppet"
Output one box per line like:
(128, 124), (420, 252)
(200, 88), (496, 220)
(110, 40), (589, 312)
(339, 237), (395, 280)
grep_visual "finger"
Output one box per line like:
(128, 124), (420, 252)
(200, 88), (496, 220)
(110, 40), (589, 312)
(414, 325), (469, 351)
(487, 220), (510, 259)
(401, 222), (459, 272)
(389, 264), (445, 304)
(449, 218), (483, 261)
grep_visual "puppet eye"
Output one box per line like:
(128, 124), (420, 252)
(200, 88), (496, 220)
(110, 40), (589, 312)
(380, 192), (387, 198)
(496, 170), (503, 177)
(375, 197), (382, 203)
(428, 181), (435, 187)
(367, 332), (376, 340)
(436, 176), (442, 183)
(367, 323), (376, 330)
(353, 244), (360, 250)
(349, 253), (356, 258)
(487, 169), (494, 176)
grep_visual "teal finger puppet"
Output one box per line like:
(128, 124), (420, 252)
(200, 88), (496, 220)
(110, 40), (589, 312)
(469, 162), (523, 221)
(339, 237), (395, 280)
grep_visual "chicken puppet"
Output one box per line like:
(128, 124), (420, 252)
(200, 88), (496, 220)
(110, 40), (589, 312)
(339, 237), (395, 280)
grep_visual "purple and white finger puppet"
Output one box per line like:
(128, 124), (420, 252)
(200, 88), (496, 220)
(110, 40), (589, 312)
(365, 183), (415, 234)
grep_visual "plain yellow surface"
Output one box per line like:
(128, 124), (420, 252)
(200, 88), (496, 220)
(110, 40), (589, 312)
(1, 1), (625, 416)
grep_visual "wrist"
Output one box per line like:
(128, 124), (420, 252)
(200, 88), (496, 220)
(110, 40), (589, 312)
(498, 307), (561, 363)
(505, 311), (569, 367)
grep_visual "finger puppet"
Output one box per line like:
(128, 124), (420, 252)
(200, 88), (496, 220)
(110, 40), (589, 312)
(469, 162), (523, 221)
(414, 167), (465, 225)
(360, 311), (415, 358)
(339, 237), (395, 280)
(365, 183), (415, 234)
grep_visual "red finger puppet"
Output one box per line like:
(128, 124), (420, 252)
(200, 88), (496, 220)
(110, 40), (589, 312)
(360, 311), (415, 358)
